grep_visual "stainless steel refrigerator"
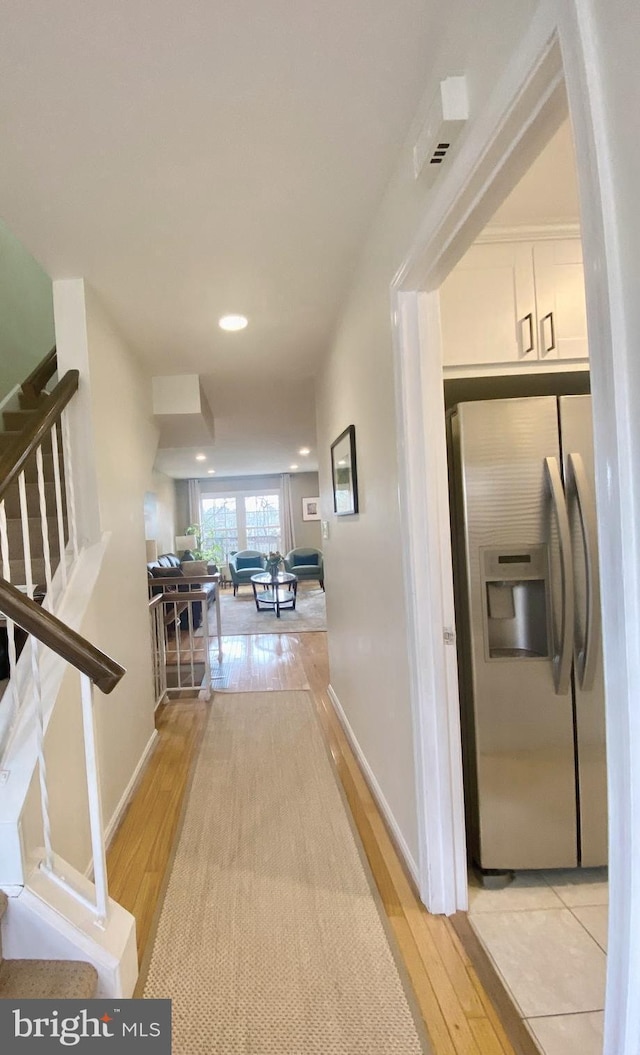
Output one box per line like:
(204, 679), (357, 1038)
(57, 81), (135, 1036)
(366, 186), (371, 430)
(448, 395), (607, 872)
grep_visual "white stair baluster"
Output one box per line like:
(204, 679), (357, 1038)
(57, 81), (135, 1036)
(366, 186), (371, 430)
(35, 443), (54, 606)
(160, 605), (168, 702)
(173, 601), (182, 689)
(30, 633), (54, 873)
(17, 471), (34, 599)
(202, 595), (212, 701)
(0, 499), (20, 744)
(187, 599), (196, 690)
(50, 422), (68, 591)
(61, 410), (79, 560)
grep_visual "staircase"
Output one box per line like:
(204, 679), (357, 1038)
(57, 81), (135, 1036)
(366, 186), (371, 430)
(0, 356), (77, 749)
(0, 383), (68, 687)
(0, 893), (97, 999)
(2, 386), (69, 570)
(0, 350), (137, 999)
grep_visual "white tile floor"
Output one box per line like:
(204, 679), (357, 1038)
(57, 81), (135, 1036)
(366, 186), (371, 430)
(468, 868), (608, 1055)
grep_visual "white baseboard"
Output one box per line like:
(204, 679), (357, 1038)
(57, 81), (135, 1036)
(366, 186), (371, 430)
(103, 729), (159, 852)
(326, 684), (420, 888)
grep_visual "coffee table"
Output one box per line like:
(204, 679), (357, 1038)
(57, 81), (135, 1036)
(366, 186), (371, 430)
(250, 571), (298, 618)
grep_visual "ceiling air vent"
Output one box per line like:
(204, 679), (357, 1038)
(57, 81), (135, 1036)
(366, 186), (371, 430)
(413, 76), (469, 181)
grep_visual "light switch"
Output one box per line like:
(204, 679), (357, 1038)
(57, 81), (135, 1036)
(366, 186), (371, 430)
(321, 520), (330, 540)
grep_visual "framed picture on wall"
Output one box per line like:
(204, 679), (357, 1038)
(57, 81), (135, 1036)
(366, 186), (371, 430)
(330, 424), (359, 516)
(302, 497), (321, 521)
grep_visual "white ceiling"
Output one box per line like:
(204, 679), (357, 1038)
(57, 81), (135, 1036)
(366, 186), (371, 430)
(0, 0), (437, 478)
(0, 7), (581, 479)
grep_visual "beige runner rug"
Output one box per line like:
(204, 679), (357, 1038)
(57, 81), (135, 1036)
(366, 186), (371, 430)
(141, 690), (431, 1054)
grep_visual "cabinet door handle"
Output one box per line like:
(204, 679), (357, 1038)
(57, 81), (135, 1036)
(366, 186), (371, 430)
(542, 311), (556, 354)
(520, 312), (534, 356)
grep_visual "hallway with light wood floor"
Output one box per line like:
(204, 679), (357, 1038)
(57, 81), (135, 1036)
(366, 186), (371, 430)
(107, 632), (525, 1055)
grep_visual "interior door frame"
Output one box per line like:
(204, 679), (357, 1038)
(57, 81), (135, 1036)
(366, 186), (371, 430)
(391, 5), (638, 1053)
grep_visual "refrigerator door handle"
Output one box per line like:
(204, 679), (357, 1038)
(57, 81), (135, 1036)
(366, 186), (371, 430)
(568, 452), (601, 692)
(545, 456), (575, 695)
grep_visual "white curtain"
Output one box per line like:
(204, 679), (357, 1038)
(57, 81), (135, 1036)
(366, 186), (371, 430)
(280, 473), (296, 554)
(188, 479), (201, 531)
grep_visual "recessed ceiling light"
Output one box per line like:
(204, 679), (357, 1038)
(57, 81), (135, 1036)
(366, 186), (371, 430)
(207, 469), (216, 474)
(298, 447), (311, 456)
(219, 314), (248, 332)
(290, 464), (299, 470)
(195, 453), (206, 461)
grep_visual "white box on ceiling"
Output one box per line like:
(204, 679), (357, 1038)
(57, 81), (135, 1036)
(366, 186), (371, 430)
(413, 76), (469, 180)
(152, 374), (215, 446)
(152, 374), (202, 415)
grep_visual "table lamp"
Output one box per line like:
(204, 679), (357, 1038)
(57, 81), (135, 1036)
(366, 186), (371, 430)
(175, 535), (194, 556)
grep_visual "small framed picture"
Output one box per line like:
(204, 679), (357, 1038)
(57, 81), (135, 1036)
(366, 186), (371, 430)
(302, 497), (320, 521)
(330, 425), (358, 516)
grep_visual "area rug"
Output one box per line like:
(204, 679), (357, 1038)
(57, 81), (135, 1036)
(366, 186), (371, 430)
(141, 690), (431, 1054)
(214, 581), (326, 635)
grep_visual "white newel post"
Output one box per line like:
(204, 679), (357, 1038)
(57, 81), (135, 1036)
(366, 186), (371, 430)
(79, 673), (109, 923)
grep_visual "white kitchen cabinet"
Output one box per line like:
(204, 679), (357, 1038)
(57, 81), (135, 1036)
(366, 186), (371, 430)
(440, 234), (588, 370)
(532, 239), (588, 360)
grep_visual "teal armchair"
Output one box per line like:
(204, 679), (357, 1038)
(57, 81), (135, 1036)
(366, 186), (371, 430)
(284, 548), (324, 590)
(228, 550), (266, 595)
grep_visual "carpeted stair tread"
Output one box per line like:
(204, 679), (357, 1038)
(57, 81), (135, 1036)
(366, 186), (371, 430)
(0, 893), (97, 1000)
(0, 959), (98, 999)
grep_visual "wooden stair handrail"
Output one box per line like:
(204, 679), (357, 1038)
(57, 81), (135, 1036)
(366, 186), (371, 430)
(21, 346), (57, 400)
(148, 587), (211, 627)
(0, 578), (126, 694)
(0, 369), (79, 503)
(149, 589), (210, 602)
(0, 362), (125, 694)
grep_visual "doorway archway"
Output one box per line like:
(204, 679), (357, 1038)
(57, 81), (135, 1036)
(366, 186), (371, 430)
(392, 12), (638, 1055)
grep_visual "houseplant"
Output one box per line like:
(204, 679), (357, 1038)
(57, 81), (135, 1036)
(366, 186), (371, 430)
(183, 525), (224, 567)
(265, 550), (283, 576)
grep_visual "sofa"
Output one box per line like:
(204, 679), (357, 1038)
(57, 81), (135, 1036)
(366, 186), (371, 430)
(228, 550), (266, 595)
(147, 552), (217, 630)
(284, 548), (324, 589)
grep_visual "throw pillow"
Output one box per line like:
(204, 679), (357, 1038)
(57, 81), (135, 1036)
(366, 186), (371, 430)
(182, 560), (208, 577)
(294, 553), (319, 566)
(158, 554), (181, 568)
(151, 566), (184, 578)
(236, 556), (262, 570)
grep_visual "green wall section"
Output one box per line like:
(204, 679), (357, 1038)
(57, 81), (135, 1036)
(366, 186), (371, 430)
(0, 218), (55, 402)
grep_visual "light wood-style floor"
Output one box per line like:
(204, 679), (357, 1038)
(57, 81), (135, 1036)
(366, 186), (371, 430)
(107, 633), (518, 1055)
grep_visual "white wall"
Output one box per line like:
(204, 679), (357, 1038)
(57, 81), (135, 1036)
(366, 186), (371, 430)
(289, 473), (322, 550)
(21, 280), (158, 872)
(319, 2), (640, 1046)
(147, 470), (177, 556)
(0, 218), (54, 401)
(315, 0), (552, 868)
(81, 285), (158, 829)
